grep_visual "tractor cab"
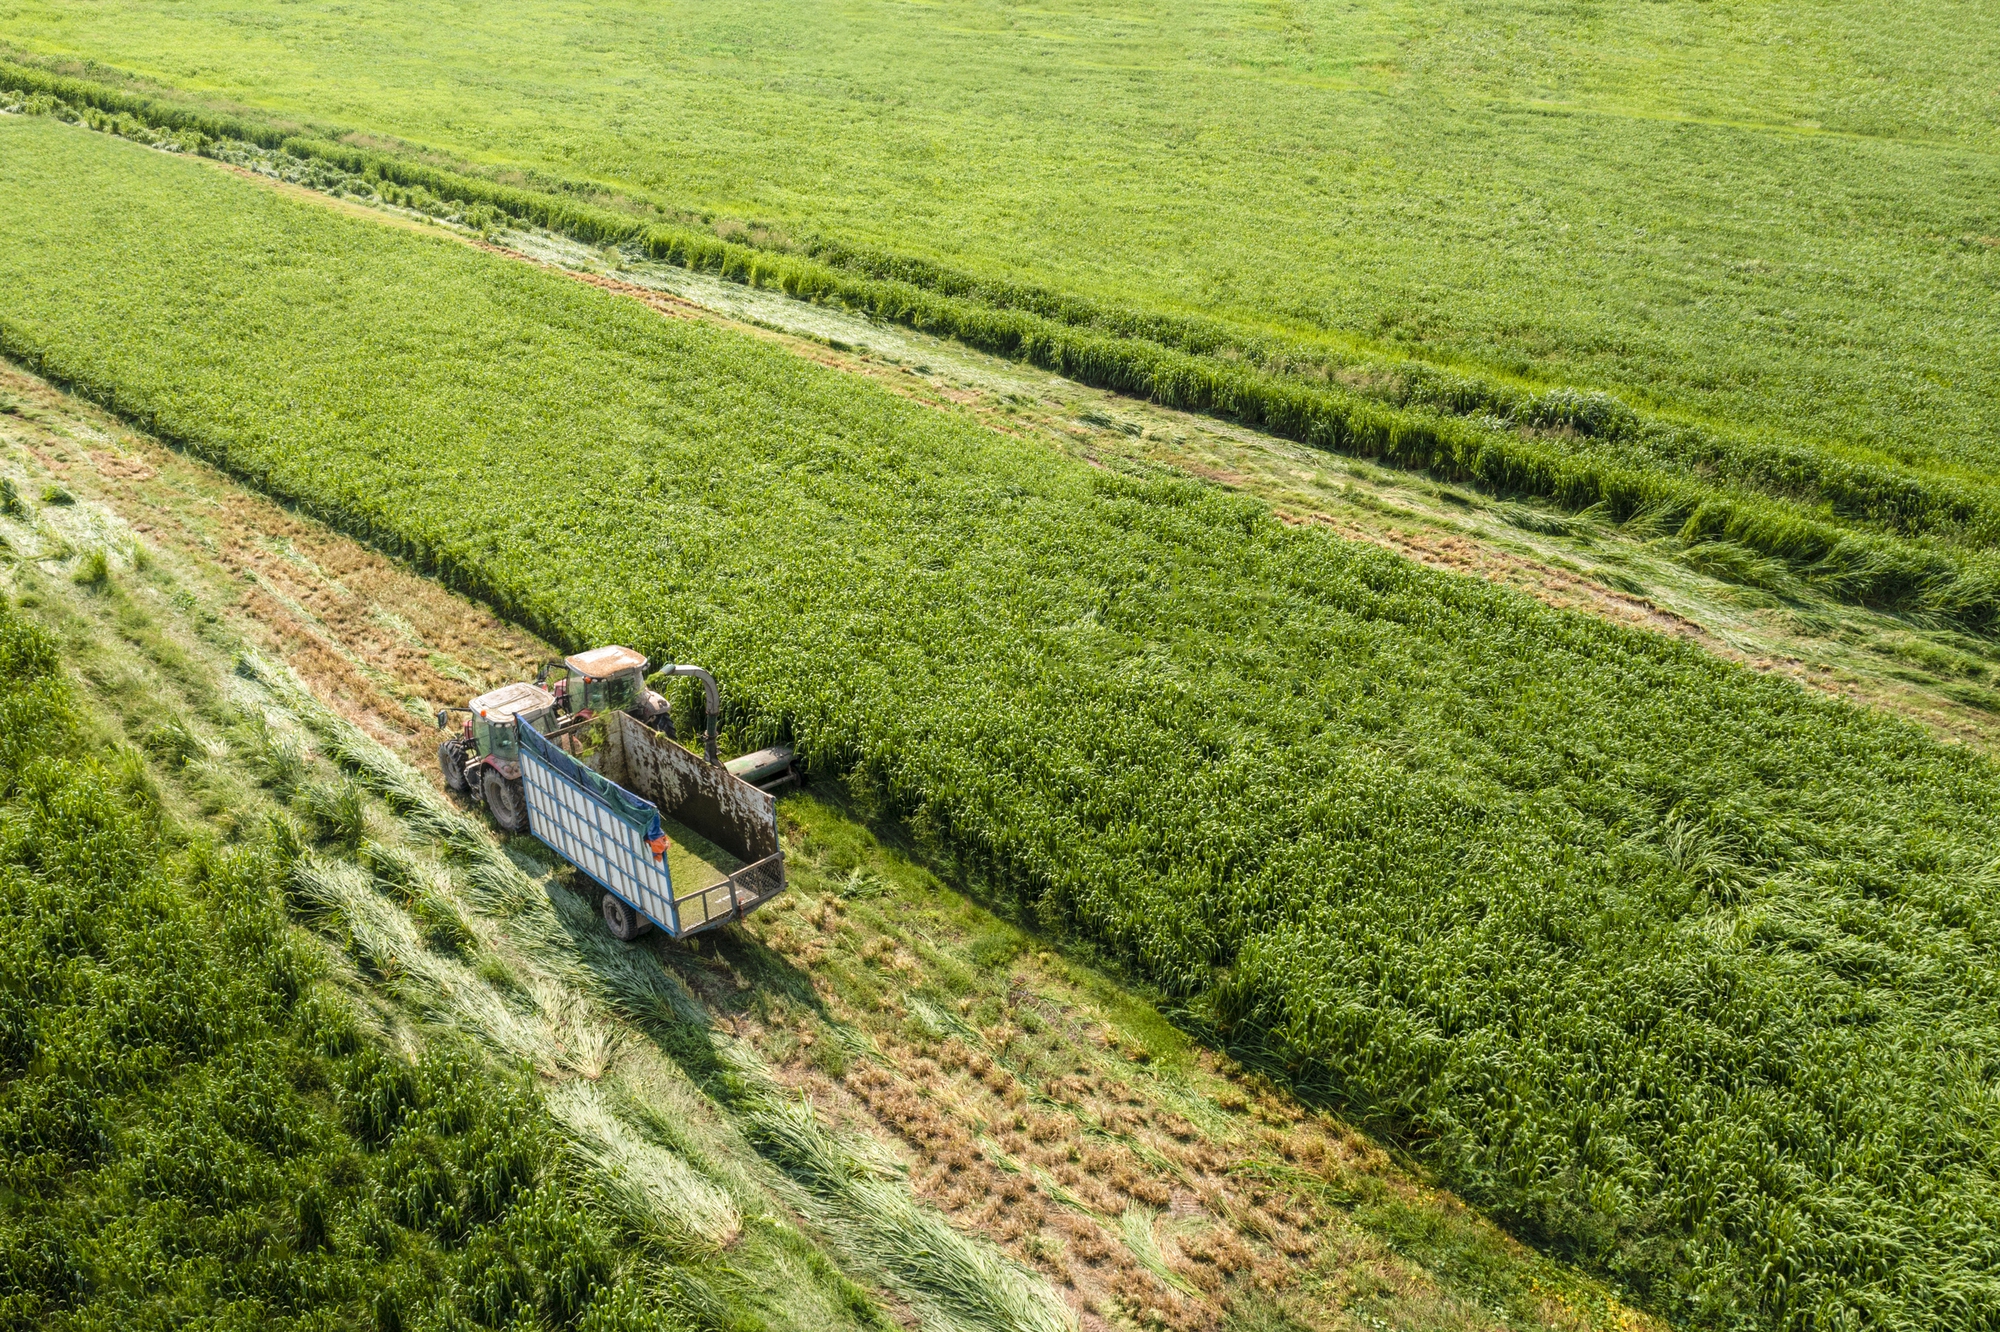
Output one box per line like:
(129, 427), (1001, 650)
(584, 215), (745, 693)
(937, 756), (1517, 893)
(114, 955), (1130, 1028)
(546, 644), (672, 731)
(435, 679), (555, 832)
(564, 645), (646, 716)
(469, 680), (554, 769)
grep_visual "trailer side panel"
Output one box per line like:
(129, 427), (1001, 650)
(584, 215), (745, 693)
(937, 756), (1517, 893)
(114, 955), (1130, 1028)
(613, 712), (779, 862)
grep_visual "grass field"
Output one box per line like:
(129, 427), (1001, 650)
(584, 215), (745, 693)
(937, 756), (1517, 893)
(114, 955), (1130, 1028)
(0, 594), (705, 1332)
(5, 115), (2000, 1327)
(2, 0), (1996, 494)
(0, 358), (1668, 1332)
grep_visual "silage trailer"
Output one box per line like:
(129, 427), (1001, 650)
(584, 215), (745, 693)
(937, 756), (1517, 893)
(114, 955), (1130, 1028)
(437, 650), (792, 941)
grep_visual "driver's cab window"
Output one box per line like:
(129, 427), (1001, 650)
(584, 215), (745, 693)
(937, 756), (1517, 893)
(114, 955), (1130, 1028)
(477, 715), (519, 760)
(602, 672), (638, 711)
(571, 670), (637, 713)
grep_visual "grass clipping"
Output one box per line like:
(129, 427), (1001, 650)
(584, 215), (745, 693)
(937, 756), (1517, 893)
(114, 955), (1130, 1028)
(748, 1097), (1075, 1332)
(661, 813), (740, 892)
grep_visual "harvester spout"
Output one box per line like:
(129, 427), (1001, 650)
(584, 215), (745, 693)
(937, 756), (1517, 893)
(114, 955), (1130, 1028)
(655, 663), (721, 764)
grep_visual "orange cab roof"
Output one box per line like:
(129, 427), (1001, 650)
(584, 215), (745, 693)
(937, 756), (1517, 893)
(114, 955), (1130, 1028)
(565, 645), (648, 678)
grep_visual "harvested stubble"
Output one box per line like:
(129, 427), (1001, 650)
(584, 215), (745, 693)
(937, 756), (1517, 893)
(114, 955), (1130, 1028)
(4, 118), (2000, 1328)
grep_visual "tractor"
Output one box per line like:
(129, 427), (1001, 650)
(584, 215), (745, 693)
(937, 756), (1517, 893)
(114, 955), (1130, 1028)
(437, 646), (695, 832)
(434, 648), (795, 941)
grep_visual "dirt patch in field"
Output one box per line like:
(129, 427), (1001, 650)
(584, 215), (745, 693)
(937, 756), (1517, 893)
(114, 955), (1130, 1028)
(88, 449), (155, 480)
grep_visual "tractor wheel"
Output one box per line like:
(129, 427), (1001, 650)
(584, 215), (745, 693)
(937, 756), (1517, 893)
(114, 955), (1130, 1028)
(601, 892), (651, 941)
(438, 739), (468, 793)
(483, 771), (529, 833)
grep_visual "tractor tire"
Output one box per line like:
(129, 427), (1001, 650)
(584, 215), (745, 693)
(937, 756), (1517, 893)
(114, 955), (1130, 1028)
(483, 771), (529, 833)
(438, 739), (468, 793)
(601, 892), (651, 941)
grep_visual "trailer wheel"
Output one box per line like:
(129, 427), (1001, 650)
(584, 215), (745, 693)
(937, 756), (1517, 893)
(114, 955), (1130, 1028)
(438, 739), (468, 793)
(601, 892), (651, 941)
(483, 771), (529, 833)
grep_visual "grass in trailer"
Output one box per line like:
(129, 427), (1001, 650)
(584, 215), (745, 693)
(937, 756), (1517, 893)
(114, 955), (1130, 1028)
(663, 815), (743, 895)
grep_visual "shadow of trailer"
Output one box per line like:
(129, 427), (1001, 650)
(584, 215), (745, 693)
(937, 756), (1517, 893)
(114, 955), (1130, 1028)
(516, 710), (786, 940)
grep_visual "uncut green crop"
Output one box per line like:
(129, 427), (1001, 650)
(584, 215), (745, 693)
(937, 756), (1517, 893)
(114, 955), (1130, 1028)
(9, 72), (2000, 633)
(0, 594), (684, 1332)
(4, 118), (2000, 1329)
(2, 0), (1996, 487)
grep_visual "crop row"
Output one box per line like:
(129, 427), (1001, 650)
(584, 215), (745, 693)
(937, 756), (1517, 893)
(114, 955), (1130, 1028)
(0, 594), (683, 1331)
(5, 115), (2000, 1328)
(4, 61), (1999, 634)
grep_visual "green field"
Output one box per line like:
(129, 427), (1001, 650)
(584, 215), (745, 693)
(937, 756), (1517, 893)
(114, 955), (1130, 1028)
(5, 116), (2000, 1327)
(0, 595), (692, 1332)
(3, 0), (1996, 495)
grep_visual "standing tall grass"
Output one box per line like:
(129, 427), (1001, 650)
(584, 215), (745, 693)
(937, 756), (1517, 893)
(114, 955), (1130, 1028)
(5, 72), (1999, 625)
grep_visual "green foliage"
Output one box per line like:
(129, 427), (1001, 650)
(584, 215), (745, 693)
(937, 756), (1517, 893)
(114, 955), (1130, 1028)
(411, 885), (475, 955)
(0, 478), (25, 517)
(7, 0), (2000, 539)
(39, 483), (73, 506)
(298, 777), (368, 851)
(246, 713), (309, 793)
(69, 547), (109, 590)
(141, 716), (208, 768)
(0, 596), (689, 1331)
(7, 120), (2000, 1326)
(4, 63), (2000, 624)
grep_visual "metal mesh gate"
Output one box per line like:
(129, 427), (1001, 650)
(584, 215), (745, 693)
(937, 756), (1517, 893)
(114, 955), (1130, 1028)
(519, 718), (678, 931)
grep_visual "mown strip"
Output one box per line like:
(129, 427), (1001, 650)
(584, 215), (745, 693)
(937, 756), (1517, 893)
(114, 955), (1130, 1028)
(4, 116), (2000, 1329)
(3, 61), (1998, 633)
(0, 595), (690, 1332)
